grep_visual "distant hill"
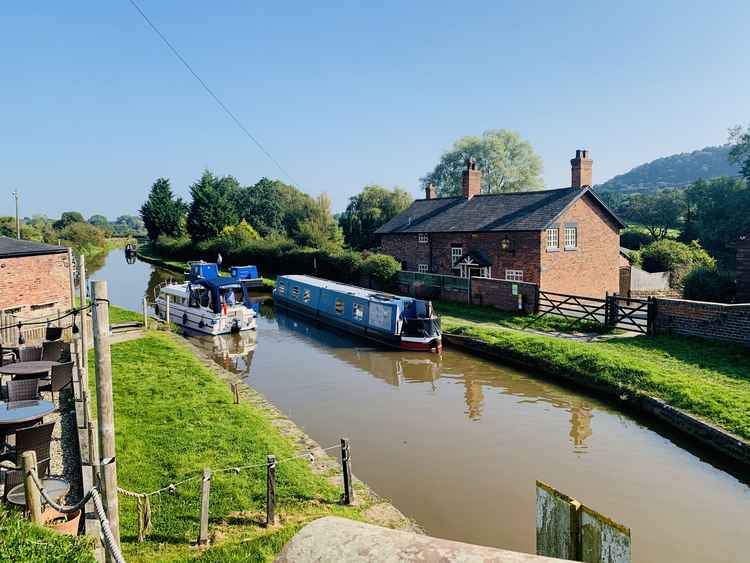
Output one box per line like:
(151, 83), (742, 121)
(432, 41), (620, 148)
(596, 145), (740, 193)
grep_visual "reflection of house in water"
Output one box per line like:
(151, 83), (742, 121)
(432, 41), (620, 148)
(184, 329), (257, 374)
(273, 308), (598, 444)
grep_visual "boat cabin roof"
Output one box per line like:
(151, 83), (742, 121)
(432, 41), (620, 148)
(279, 275), (417, 304)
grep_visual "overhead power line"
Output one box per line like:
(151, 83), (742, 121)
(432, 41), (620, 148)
(127, 0), (299, 186)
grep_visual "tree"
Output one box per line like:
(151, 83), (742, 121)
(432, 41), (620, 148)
(421, 129), (543, 196)
(140, 178), (186, 241)
(625, 189), (685, 240)
(88, 215), (109, 227)
(236, 178), (285, 236)
(186, 170), (239, 242)
(294, 193), (343, 249)
(729, 125), (750, 183)
(60, 222), (107, 253)
(339, 185), (413, 249)
(684, 177), (750, 256)
(53, 211), (85, 230)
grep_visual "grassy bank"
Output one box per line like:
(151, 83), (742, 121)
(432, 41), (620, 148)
(435, 300), (609, 334)
(109, 303), (143, 325)
(0, 506), (95, 562)
(88, 332), (375, 562)
(444, 320), (750, 441)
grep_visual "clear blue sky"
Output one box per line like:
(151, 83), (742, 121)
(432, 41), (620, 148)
(1, 1), (748, 219)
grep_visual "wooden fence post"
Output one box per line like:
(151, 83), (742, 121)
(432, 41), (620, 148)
(78, 254), (89, 385)
(21, 450), (42, 524)
(88, 420), (101, 484)
(341, 438), (354, 505)
(91, 280), (121, 555)
(198, 468), (211, 545)
(142, 297), (148, 330)
(266, 455), (276, 526)
(231, 383), (240, 404)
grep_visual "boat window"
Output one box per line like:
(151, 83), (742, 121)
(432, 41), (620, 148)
(278, 281), (285, 294)
(353, 303), (364, 321)
(292, 286), (300, 300)
(335, 299), (345, 315)
(303, 289), (311, 303)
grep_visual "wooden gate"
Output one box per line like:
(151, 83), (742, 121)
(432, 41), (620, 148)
(529, 291), (655, 335)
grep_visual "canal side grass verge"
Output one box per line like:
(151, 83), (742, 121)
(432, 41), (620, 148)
(443, 321), (750, 447)
(88, 331), (401, 562)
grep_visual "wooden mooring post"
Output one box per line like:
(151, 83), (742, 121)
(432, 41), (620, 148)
(142, 297), (148, 330)
(91, 280), (121, 555)
(341, 438), (353, 505)
(266, 455), (277, 526)
(21, 450), (42, 524)
(231, 383), (240, 404)
(198, 468), (211, 545)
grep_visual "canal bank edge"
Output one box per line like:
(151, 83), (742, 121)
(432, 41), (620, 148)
(173, 332), (420, 534)
(443, 333), (750, 469)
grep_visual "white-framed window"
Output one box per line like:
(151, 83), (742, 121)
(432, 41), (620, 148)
(505, 269), (524, 281)
(417, 264), (429, 273)
(418, 233), (429, 244)
(303, 289), (311, 303)
(335, 299), (345, 315)
(478, 267), (491, 278)
(564, 226), (577, 249)
(546, 228), (559, 249)
(353, 303), (364, 321)
(451, 246), (463, 265)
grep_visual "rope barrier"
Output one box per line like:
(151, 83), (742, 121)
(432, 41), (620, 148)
(9, 298), (108, 329)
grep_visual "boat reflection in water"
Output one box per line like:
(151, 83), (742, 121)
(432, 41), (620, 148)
(271, 308), (594, 450)
(183, 326), (258, 374)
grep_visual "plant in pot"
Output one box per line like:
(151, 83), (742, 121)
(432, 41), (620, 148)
(42, 506), (81, 535)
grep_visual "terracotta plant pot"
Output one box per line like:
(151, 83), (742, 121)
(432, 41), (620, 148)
(41, 506), (81, 536)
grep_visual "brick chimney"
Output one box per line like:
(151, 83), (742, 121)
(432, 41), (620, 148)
(462, 158), (481, 199)
(570, 149), (593, 188)
(425, 182), (437, 200)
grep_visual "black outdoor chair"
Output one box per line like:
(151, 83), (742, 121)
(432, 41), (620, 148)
(18, 346), (42, 362)
(7, 379), (40, 402)
(0, 345), (16, 367)
(1, 422), (54, 503)
(41, 340), (65, 362)
(39, 362), (74, 401)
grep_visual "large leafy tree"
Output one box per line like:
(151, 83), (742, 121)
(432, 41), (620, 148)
(684, 177), (750, 255)
(139, 178), (186, 241)
(295, 193), (343, 249)
(421, 129), (544, 196)
(53, 211), (85, 230)
(625, 189), (685, 241)
(186, 170), (239, 242)
(339, 185), (413, 249)
(729, 124), (750, 183)
(236, 178), (285, 236)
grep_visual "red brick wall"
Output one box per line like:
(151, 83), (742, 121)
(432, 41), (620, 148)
(737, 238), (750, 303)
(539, 195), (620, 297)
(470, 278), (538, 314)
(655, 298), (750, 346)
(381, 234), (431, 272)
(0, 252), (73, 317)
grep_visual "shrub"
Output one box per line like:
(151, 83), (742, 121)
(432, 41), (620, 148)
(60, 222), (107, 253)
(361, 254), (401, 284)
(640, 239), (715, 288)
(620, 228), (654, 250)
(682, 267), (736, 303)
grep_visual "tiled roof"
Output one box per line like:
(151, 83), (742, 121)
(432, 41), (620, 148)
(0, 236), (67, 258)
(375, 187), (625, 234)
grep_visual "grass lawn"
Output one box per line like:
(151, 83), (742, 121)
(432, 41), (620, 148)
(445, 321), (750, 441)
(109, 304), (143, 325)
(0, 506), (95, 563)
(88, 332), (372, 562)
(436, 300), (610, 334)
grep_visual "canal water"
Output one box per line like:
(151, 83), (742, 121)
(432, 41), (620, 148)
(92, 250), (749, 563)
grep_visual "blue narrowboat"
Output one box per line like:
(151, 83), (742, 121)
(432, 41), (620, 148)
(273, 275), (442, 352)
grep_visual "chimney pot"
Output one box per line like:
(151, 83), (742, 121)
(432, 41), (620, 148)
(462, 158), (481, 199)
(570, 149), (593, 188)
(425, 182), (437, 200)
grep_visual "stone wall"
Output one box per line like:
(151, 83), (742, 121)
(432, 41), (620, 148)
(654, 298), (750, 345)
(0, 252), (73, 317)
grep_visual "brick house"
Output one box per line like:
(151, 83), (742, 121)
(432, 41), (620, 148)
(0, 237), (73, 318)
(737, 231), (750, 303)
(376, 150), (625, 296)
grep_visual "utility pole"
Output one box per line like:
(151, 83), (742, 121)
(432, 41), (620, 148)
(12, 190), (20, 239)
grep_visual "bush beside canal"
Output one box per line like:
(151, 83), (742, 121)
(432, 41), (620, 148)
(88, 332), (378, 562)
(443, 321), (750, 442)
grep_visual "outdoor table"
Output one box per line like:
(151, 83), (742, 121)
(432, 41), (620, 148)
(0, 400), (56, 429)
(6, 477), (70, 507)
(0, 361), (60, 377)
